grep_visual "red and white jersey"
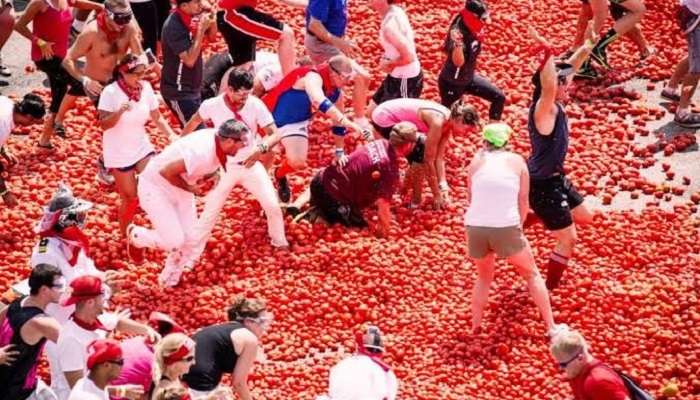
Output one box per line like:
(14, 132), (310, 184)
(371, 98), (449, 133)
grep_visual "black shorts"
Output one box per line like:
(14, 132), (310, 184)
(406, 136), (426, 164)
(310, 172), (367, 227)
(217, 7), (284, 66)
(529, 175), (585, 231)
(113, 151), (155, 172)
(202, 52), (234, 100)
(67, 80), (104, 107)
(371, 71), (424, 105)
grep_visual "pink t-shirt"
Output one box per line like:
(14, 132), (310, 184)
(31, 1), (73, 61)
(109, 337), (154, 399)
(371, 98), (450, 133)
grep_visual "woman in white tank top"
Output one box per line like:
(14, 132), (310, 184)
(464, 123), (559, 337)
(366, 0), (423, 119)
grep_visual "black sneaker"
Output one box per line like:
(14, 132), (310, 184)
(674, 112), (700, 128)
(285, 205), (301, 217)
(575, 65), (598, 80)
(660, 89), (681, 103)
(54, 123), (67, 139)
(276, 175), (291, 203)
(590, 46), (611, 69)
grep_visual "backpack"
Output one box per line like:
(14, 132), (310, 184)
(615, 369), (655, 400)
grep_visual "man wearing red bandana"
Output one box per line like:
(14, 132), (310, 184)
(127, 120), (249, 287)
(52, 276), (159, 400)
(60, 0), (143, 186)
(437, 0), (506, 122)
(317, 326), (398, 400)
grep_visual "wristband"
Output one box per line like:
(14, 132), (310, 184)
(361, 129), (372, 141)
(334, 148), (345, 158)
(258, 143), (269, 154)
(319, 98), (334, 113)
(331, 126), (347, 137)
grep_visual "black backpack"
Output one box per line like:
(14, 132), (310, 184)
(615, 370), (654, 400)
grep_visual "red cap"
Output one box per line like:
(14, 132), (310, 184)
(148, 311), (184, 335)
(62, 275), (104, 306)
(86, 339), (123, 369)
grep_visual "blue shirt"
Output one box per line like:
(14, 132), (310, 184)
(305, 0), (348, 37)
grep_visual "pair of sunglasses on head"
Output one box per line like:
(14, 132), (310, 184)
(106, 7), (133, 25)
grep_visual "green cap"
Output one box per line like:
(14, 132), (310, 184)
(482, 123), (512, 148)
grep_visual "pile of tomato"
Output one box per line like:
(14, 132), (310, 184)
(0, 0), (698, 398)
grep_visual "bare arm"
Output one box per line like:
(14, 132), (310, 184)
(305, 73), (360, 132)
(98, 105), (130, 130)
(65, 370), (83, 389)
(516, 156), (530, 226)
(29, 316), (61, 343)
(63, 32), (93, 81)
(382, 21), (415, 68)
(73, 0), (104, 11)
(308, 17), (359, 56)
(13, 0), (44, 42)
(243, 124), (282, 167)
(160, 159), (196, 193)
(231, 340), (258, 400)
(116, 317), (160, 342)
(375, 198), (392, 237)
(182, 112), (204, 135)
(420, 111), (444, 205)
(178, 18), (214, 68)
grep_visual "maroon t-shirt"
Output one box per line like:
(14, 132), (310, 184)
(322, 139), (399, 209)
(570, 360), (630, 400)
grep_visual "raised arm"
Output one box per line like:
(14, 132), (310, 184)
(231, 337), (258, 400)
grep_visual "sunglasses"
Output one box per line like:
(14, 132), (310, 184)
(108, 359), (125, 366)
(329, 64), (354, 81)
(107, 9), (133, 26)
(557, 350), (582, 369)
(183, 356), (195, 362)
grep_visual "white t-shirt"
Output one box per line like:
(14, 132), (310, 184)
(197, 94), (273, 164)
(379, 5), (420, 78)
(98, 81), (158, 169)
(0, 96), (15, 147)
(52, 320), (107, 400)
(328, 355), (398, 400)
(68, 377), (108, 400)
(253, 50), (279, 75)
(141, 129), (226, 192)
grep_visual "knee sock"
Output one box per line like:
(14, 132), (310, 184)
(121, 198), (140, 229)
(275, 159), (294, 179)
(595, 29), (618, 51)
(546, 252), (570, 290)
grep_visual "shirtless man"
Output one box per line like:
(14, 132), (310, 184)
(61, 0), (143, 184)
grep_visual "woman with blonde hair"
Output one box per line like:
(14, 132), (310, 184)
(151, 333), (195, 399)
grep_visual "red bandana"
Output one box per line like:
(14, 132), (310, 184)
(163, 340), (194, 365)
(71, 313), (107, 331)
(39, 226), (90, 266)
(355, 333), (391, 372)
(117, 77), (142, 102)
(460, 9), (485, 41)
(262, 65), (339, 112)
(223, 94), (244, 119)
(214, 136), (228, 171)
(96, 12), (122, 42)
(174, 9), (198, 36)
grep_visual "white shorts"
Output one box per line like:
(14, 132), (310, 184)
(277, 120), (310, 139)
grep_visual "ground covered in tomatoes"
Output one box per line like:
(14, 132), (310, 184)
(1, 0), (699, 398)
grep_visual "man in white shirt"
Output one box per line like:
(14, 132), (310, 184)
(53, 276), (158, 400)
(181, 69), (289, 257)
(68, 339), (143, 400)
(318, 326), (398, 400)
(0, 93), (46, 207)
(127, 120), (250, 287)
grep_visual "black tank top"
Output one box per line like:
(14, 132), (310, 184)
(0, 298), (47, 400)
(527, 102), (569, 179)
(438, 14), (481, 84)
(182, 322), (246, 391)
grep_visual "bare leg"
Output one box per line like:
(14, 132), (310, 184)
(278, 25), (296, 75)
(112, 169), (139, 235)
(39, 114), (56, 147)
(553, 224), (577, 258)
(625, 25), (650, 56)
(612, 0), (645, 36)
(436, 128), (452, 189)
(572, 4), (593, 50)
(589, 0), (609, 34)
(471, 252), (496, 333)
(55, 94), (77, 127)
(508, 243), (555, 332)
(668, 57), (690, 90)
(679, 74), (700, 111)
(571, 203), (594, 225)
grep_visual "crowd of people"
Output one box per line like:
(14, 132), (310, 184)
(0, 0), (694, 398)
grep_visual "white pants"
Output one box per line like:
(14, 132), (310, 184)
(191, 162), (287, 260)
(131, 177), (198, 257)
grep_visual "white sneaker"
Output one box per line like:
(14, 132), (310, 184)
(159, 253), (184, 287)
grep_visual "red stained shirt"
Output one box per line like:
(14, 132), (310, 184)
(322, 139), (399, 210)
(31, 1), (73, 61)
(570, 360), (630, 400)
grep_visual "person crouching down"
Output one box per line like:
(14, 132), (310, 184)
(127, 120), (249, 287)
(286, 122), (420, 237)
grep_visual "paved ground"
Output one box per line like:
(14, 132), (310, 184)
(1, 7), (698, 215)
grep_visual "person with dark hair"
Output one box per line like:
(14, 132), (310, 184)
(464, 123), (558, 336)
(527, 26), (596, 290)
(127, 120), (250, 287)
(0, 264), (63, 400)
(98, 54), (175, 246)
(366, 0), (423, 120)
(437, 0), (505, 122)
(0, 93), (47, 207)
(161, 0), (217, 128)
(13, 0), (103, 149)
(183, 297), (271, 399)
(61, 0), (145, 185)
(286, 124), (418, 236)
(264, 54), (371, 203)
(317, 326), (398, 400)
(371, 98), (481, 209)
(216, 0), (300, 77)
(181, 69), (289, 258)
